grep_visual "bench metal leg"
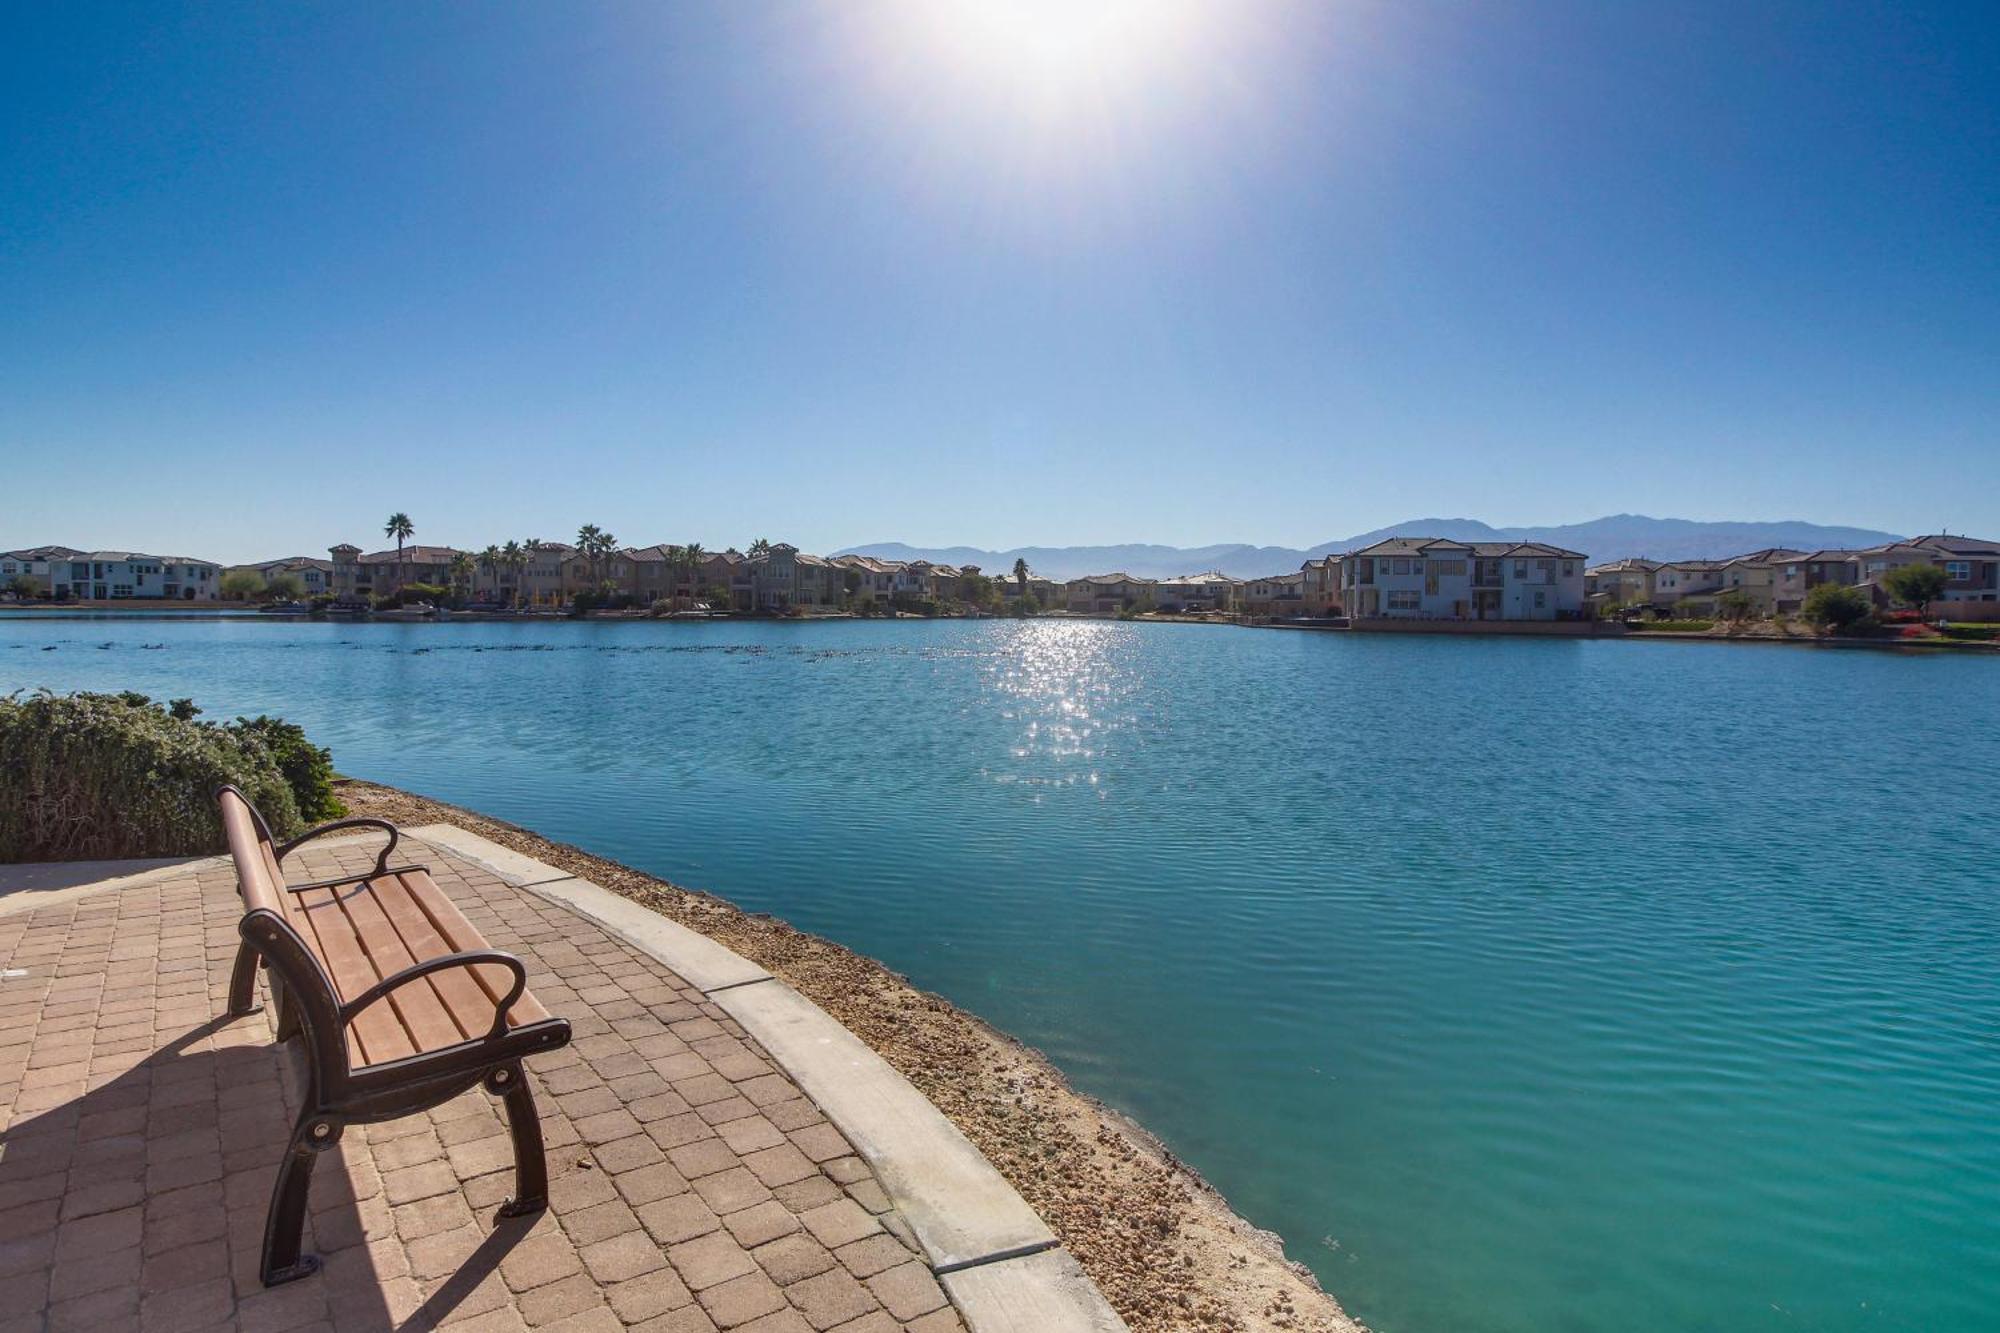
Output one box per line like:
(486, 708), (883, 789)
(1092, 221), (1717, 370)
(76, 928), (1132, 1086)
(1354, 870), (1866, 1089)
(490, 1063), (549, 1218)
(227, 941), (264, 1016)
(261, 1112), (335, 1285)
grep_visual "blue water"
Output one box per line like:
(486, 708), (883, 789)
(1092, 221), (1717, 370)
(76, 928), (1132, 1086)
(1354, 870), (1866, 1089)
(6, 615), (1998, 1331)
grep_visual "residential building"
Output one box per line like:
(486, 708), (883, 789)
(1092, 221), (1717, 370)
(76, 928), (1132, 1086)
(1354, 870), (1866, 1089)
(750, 543), (842, 610)
(1706, 548), (1808, 615)
(1585, 558), (1660, 608)
(1065, 573), (1156, 613)
(10, 551), (223, 601)
(229, 556), (335, 597)
(994, 570), (1064, 608)
(1237, 571), (1305, 616)
(1300, 556), (1343, 615)
(831, 555), (910, 607)
(1341, 539), (1587, 620)
(1, 545), (85, 596)
(1908, 534), (2000, 604)
(329, 544), (465, 601)
(697, 551), (756, 611)
(1651, 560), (1724, 609)
(1153, 572), (1241, 612)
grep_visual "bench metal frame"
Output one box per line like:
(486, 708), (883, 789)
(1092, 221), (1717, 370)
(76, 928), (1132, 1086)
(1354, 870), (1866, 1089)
(217, 788), (572, 1286)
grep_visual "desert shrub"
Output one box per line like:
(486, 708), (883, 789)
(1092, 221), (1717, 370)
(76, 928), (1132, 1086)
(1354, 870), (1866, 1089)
(230, 715), (344, 822)
(0, 691), (304, 861)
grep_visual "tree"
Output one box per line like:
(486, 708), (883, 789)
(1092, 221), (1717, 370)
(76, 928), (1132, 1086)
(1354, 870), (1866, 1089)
(682, 543), (705, 602)
(748, 537), (771, 558)
(384, 512), (414, 589)
(1716, 590), (1754, 623)
(221, 569), (266, 601)
(6, 575), (40, 600)
(447, 551), (476, 604)
(519, 539), (544, 606)
(265, 571), (306, 602)
(1012, 558), (1029, 593)
(576, 525), (617, 584)
(502, 540), (526, 607)
(1882, 562), (1948, 616)
(1803, 582), (1871, 631)
(478, 545), (502, 602)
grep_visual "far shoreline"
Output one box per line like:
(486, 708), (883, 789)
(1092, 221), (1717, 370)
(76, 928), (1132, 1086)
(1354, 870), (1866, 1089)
(3, 603), (1993, 652)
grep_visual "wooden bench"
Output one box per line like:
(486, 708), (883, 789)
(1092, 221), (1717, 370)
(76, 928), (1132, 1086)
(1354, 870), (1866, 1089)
(215, 785), (572, 1286)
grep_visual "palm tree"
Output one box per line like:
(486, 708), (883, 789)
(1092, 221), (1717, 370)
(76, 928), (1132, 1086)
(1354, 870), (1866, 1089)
(576, 525), (611, 585)
(501, 539), (525, 608)
(478, 545), (502, 602)
(682, 543), (705, 604)
(521, 538), (546, 606)
(748, 537), (771, 558)
(1012, 557), (1029, 593)
(447, 551), (475, 605)
(385, 513), (414, 590)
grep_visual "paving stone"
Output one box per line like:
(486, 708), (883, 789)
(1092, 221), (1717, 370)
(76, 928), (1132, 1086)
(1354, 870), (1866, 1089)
(865, 1263), (948, 1322)
(722, 1199), (801, 1249)
(697, 1270), (787, 1328)
(580, 1228), (669, 1284)
(750, 1233), (837, 1287)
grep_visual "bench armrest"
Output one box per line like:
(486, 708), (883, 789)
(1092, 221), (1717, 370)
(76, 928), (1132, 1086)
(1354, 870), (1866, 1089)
(340, 950), (529, 1041)
(275, 817), (402, 879)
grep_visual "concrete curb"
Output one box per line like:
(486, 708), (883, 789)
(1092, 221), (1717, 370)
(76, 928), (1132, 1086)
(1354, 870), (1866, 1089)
(710, 975), (1055, 1271)
(402, 825), (1128, 1333)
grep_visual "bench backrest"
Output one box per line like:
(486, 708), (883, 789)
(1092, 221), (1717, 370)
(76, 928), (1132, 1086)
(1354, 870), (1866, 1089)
(217, 785), (287, 916)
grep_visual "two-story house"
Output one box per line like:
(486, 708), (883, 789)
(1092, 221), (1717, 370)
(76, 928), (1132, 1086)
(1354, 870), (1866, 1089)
(1343, 539), (1587, 620)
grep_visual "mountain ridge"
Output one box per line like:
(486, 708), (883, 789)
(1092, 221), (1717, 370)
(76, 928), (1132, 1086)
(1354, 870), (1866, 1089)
(835, 515), (1905, 581)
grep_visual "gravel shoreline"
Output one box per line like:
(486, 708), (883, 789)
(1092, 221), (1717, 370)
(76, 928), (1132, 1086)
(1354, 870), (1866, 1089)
(336, 778), (1363, 1333)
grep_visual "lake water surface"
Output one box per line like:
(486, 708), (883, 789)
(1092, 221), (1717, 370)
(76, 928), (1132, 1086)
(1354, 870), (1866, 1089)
(6, 616), (1997, 1332)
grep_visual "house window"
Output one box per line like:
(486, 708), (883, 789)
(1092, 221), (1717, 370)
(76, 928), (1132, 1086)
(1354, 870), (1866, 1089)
(1563, 562), (1575, 576)
(1946, 561), (1970, 581)
(1534, 591), (1546, 608)
(1392, 558), (1411, 575)
(1514, 561), (1527, 578)
(1387, 590), (1421, 611)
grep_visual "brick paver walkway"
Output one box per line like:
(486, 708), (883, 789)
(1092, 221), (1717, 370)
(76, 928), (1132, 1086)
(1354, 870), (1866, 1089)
(0, 839), (965, 1333)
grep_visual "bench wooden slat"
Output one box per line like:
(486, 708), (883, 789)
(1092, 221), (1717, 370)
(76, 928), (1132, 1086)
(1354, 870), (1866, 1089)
(330, 879), (469, 1058)
(293, 885), (414, 1065)
(397, 871), (552, 1028)
(367, 873), (503, 1044)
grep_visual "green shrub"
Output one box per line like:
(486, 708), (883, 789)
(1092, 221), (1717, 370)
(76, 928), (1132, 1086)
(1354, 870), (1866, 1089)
(1645, 620), (1715, 632)
(0, 691), (304, 861)
(1803, 583), (1872, 631)
(230, 715), (344, 822)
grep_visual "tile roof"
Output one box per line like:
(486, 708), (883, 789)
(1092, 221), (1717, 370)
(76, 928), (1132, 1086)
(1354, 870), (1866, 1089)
(355, 545), (464, 564)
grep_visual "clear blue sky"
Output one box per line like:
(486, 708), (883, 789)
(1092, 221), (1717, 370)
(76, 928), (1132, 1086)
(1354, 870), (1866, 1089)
(3, 2), (1994, 562)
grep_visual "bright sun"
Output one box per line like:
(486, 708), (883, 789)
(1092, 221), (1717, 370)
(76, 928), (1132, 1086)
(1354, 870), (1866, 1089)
(881, 0), (1218, 112)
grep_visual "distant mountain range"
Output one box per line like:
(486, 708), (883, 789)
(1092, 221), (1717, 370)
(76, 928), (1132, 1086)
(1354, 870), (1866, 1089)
(835, 515), (1905, 581)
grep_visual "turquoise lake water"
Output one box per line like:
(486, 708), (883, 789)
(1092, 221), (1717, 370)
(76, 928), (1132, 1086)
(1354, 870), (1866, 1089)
(5, 615), (1997, 1331)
